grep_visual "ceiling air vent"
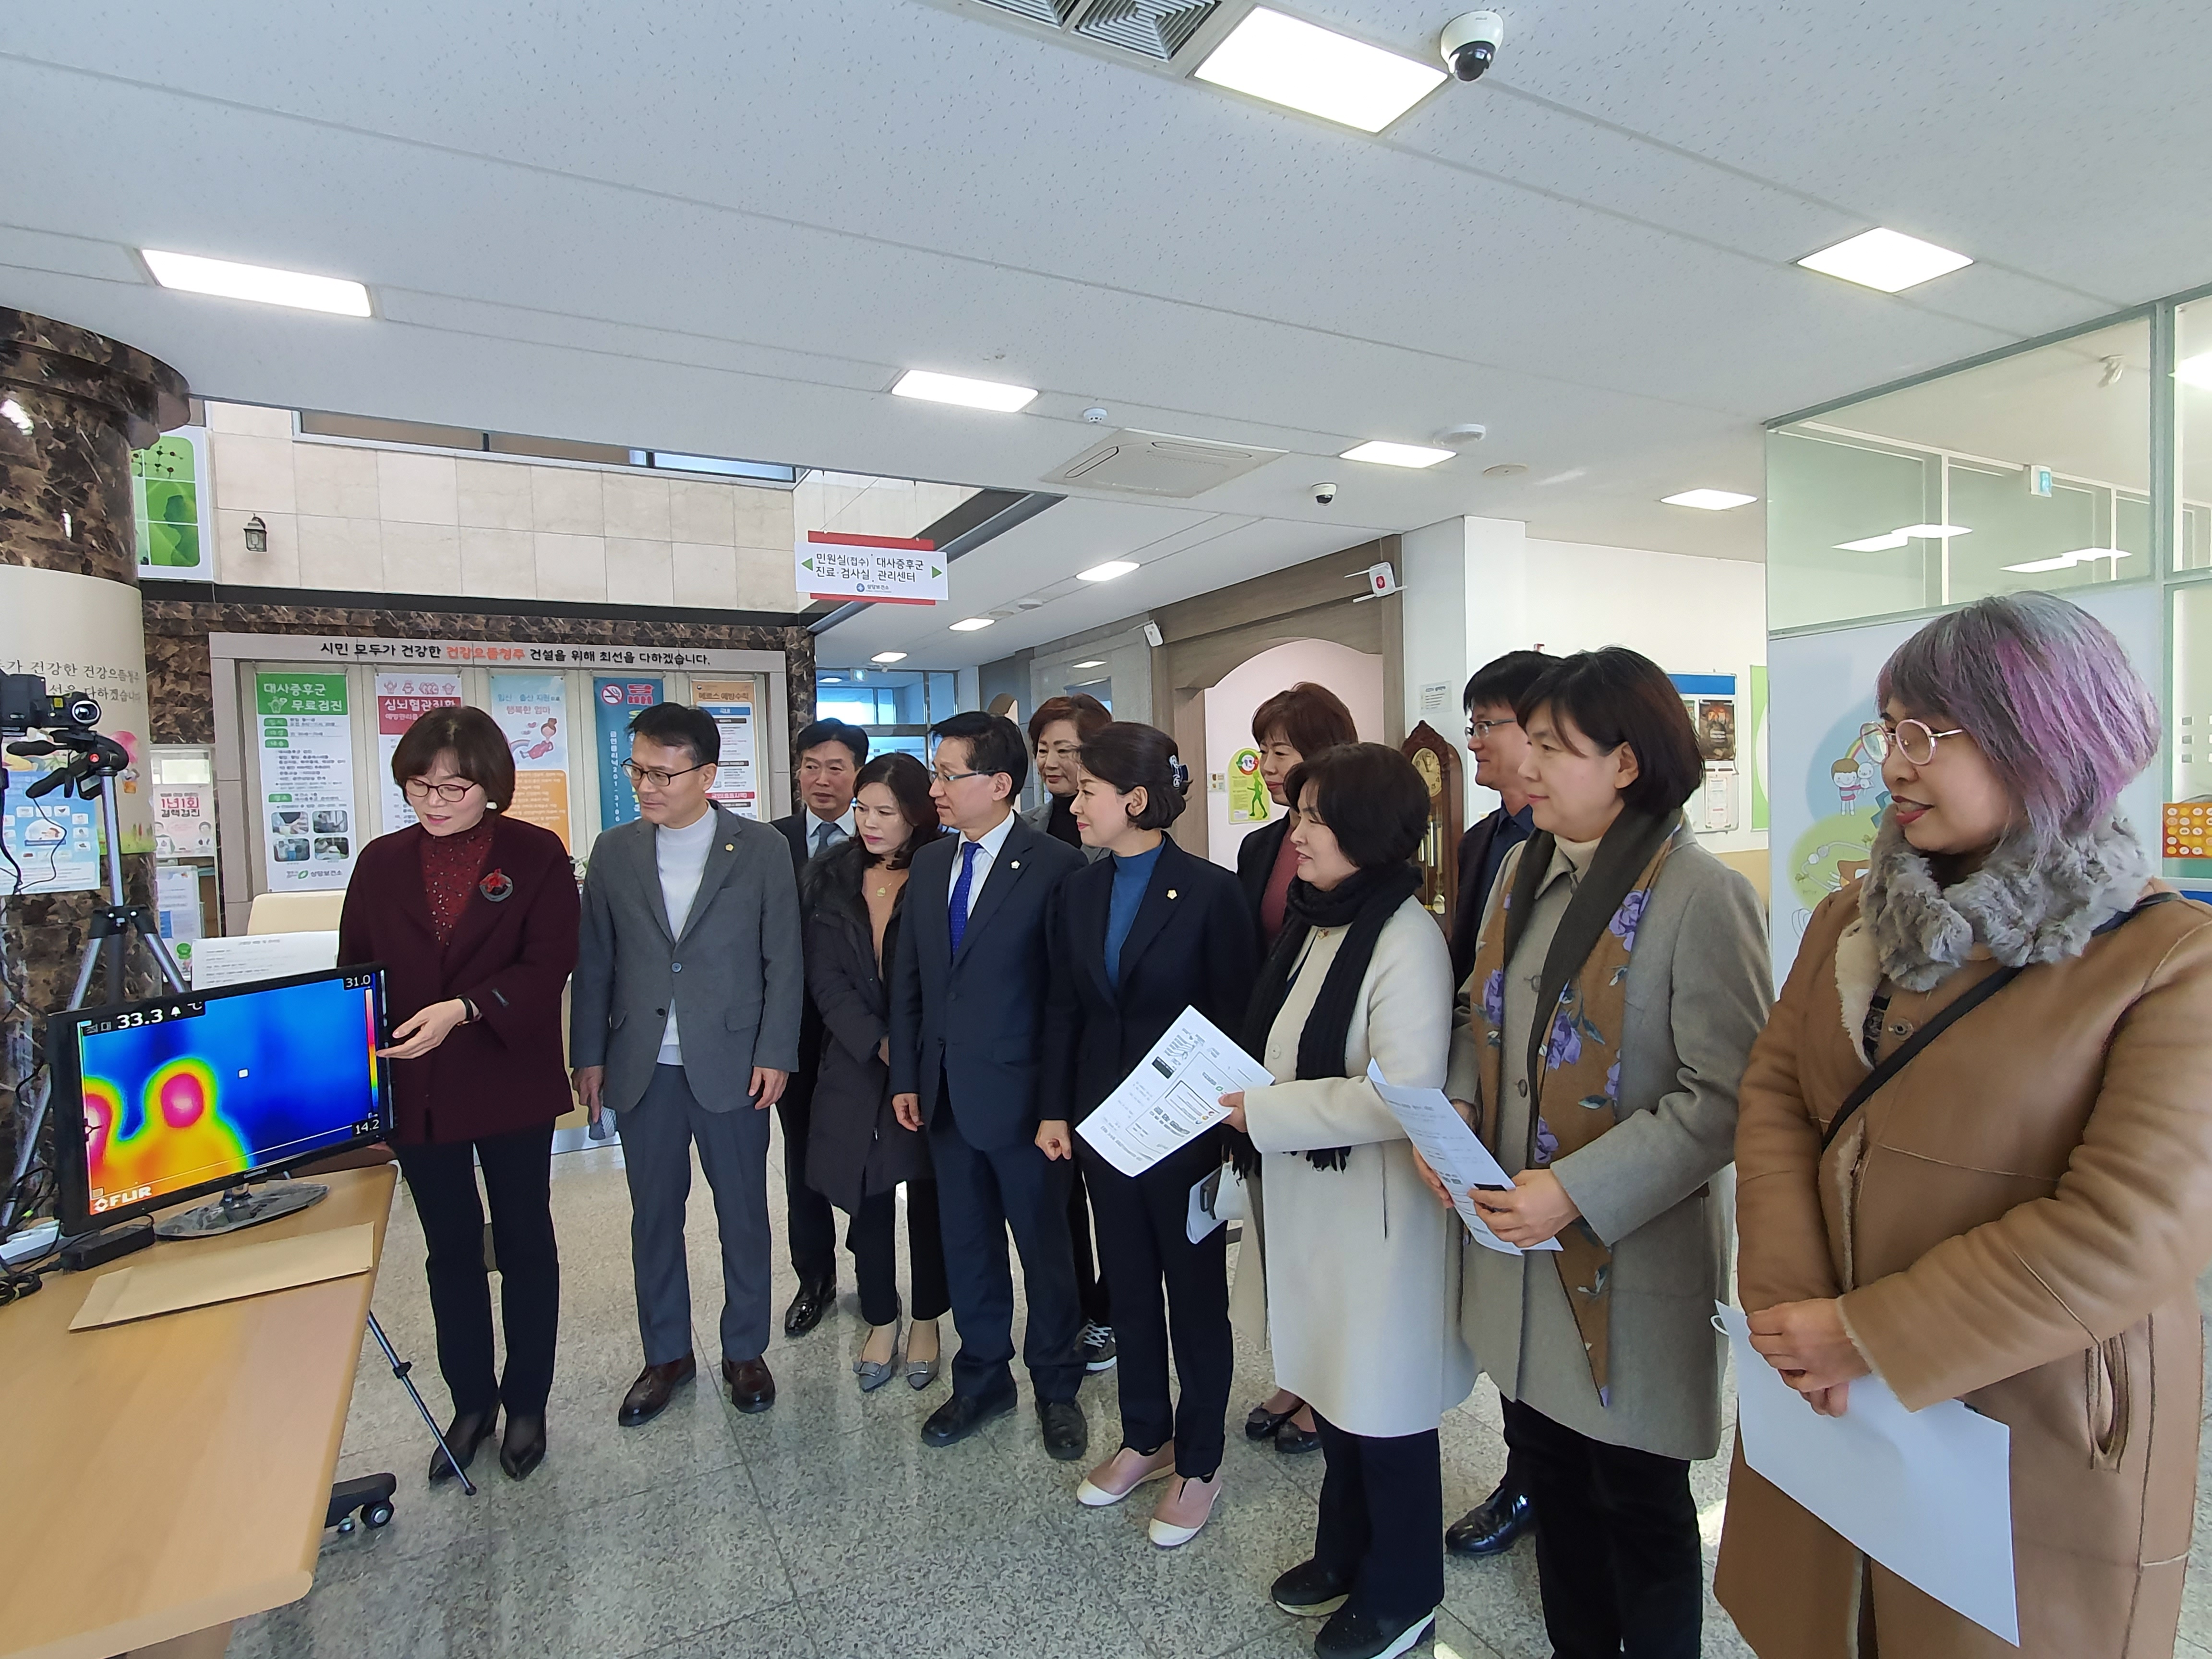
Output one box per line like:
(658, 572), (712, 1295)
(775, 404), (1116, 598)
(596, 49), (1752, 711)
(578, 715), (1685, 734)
(972, 0), (1081, 23)
(1047, 428), (1284, 499)
(1073, 0), (1219, 60)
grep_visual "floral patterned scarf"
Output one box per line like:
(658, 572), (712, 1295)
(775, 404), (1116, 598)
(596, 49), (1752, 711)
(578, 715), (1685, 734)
(1467, 809), (1679, 1404)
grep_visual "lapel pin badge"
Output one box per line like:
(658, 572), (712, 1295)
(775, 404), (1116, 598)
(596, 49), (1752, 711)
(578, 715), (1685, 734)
(1168, 889), (1178, 899)
(724, 843), (734, 851)
(1010, 859), (1021, 870)
(479, 869), (515, 903)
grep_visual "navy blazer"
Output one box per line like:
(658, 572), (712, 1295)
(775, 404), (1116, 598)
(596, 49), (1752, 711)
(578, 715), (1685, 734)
(1041, 836), (1259, 1127)
(888, 813), (1085, 1150)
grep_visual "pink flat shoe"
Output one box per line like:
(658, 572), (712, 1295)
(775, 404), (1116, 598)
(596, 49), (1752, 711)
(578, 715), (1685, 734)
(1148, 1470), (1224, 1547)
(1076, 1443), (1176, 1507)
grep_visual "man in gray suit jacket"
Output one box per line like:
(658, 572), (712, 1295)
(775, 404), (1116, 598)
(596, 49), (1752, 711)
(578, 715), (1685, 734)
(572, 703), (803, 1426)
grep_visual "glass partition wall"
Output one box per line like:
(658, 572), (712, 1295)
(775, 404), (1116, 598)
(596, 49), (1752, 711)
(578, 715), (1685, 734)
(1767, 283), (2212, 886)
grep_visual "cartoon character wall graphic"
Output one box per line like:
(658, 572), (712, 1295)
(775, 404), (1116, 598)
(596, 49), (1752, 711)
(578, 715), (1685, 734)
(513, 715), (560, 763)
(82, 1056), (250, 1210)
(1229, 747), (1271, 825)
(1788, 715), (1889, 922)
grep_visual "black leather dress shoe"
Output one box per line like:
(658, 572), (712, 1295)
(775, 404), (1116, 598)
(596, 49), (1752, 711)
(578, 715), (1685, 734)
(1036, 1398), (1088, 1462)
(1445, 1482), (1533, 1558)
(618, 1355), (697, 1427)
(499, 1412), (546, 1480)
(1246, 1400), (1298, 1441)
(724, 1356), (776, 1413)
(1274, 1415), (1322, 1456)
(922, 1385), (1017, 1447)
(429, 1409), (496, 1482)
(782, 1277), (835, 1337)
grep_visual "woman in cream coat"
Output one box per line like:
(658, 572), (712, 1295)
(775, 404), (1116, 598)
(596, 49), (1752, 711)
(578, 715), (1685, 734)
(1223, 743), (1471, 1659)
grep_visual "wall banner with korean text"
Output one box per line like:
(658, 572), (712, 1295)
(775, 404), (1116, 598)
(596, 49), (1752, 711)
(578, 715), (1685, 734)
(491, 673), (573, 847)
(692, 678), (760, 819)
(594, 677), (663, 831)
(374, 673), (462, 834)
(257, 671), (357, 890)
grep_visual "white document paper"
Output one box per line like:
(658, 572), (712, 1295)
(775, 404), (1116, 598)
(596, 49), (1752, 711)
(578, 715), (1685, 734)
(1077, 1006), (1274, 1178)
(1187, 1170), (1226, 1244)
(189, 930), (340, 990)
(1716, 1302), (2018, 1645)
(1366, 1061), (1560, 1254)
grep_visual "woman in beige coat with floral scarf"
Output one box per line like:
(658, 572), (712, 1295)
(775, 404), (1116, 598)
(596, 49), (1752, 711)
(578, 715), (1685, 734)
(1719, 593), (2212, 1659)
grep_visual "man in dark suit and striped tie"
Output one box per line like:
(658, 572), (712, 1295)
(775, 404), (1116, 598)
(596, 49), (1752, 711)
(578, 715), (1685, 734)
(890, 711), (1089, 1460)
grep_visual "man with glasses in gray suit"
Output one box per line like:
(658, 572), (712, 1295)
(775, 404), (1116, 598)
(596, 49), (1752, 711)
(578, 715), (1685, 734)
(573, 702), (803, 1424)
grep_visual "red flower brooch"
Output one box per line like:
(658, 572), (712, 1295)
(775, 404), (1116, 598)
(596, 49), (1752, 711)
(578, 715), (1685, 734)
(479, 869), (515, 902)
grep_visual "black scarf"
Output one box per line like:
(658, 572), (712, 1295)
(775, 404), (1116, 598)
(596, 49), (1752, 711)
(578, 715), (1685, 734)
(1228, 861), (1423, 1174)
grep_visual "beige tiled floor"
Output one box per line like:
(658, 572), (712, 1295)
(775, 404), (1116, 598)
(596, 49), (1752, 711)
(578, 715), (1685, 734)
(231, 1134), (2212, 1658)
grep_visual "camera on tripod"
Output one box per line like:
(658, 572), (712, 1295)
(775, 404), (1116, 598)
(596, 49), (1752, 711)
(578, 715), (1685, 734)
(1, 674), (101, 738)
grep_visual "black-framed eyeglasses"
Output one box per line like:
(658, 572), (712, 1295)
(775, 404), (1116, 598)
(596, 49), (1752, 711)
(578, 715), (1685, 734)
(622, 759), (712, 789)
(1466, 717), (1519, 741)
(403, 778), (479, 803)
(1860, 719), (1966, 766)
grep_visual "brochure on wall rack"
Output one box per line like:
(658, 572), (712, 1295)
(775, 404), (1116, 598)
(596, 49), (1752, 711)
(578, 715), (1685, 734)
(1076, 1006), (1274, 1178)
(1366, 1060), (1560, 1255)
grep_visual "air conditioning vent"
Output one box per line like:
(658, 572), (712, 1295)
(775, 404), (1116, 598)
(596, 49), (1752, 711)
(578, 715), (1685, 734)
(1047, 428), (1284, 498)
(1073, 0), (1219, 60)
(973, 0), (1081, 23)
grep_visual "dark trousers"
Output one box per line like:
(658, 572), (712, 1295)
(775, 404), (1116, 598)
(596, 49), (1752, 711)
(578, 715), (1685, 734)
(928, 1084), (1084, 1404)
(847, 1179), (950, 1327)
(617, 1064), (772, 1365)
(1314, 1413), (1444, 1625)
(1067, 1158), (1111, 1326)
(1502, 1397), (1702, 1659)
(393, 1123), (559, 1419)
(777, 1074), (839, 1286)
(1081, 1140), (1230, 1478)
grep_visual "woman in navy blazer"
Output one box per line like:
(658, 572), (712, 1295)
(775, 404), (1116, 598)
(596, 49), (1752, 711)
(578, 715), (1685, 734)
(1039, 722), (1258, 1548)
(338, 708), (579, 1485)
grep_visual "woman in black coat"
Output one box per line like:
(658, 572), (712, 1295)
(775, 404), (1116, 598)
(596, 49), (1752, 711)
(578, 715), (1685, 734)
(1039, 722), (1259, 1548)
(801, 751), (950, 1392)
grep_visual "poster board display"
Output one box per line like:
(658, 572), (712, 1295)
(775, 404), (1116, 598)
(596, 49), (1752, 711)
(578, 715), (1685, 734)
(255, 671), (357, 891)
(131, 425), (213, 582)
(693, 677), (761, 819)
(154, 785), (216, 858)
(373, 673), (462, 835)
(593, 677), (663, 831)
(490, 673), (573, 847)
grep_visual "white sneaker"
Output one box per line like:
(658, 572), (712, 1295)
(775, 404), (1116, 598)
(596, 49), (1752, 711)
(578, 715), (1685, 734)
(1147, 1471), (1224, 1548)
(1076, 1443), (1176, 1507)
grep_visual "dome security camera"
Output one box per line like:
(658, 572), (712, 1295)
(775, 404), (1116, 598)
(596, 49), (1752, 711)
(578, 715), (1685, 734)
(1440, 11), (1504, 81)
(1311, 481), (1338, 506)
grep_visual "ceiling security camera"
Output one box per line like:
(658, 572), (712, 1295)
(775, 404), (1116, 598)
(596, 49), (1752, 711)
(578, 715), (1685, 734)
(1440, 11), (1504, 80)
(1311, 481), (1338, 506)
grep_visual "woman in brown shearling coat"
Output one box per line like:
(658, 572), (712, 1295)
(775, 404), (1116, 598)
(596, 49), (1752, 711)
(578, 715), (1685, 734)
(1716, 593), (2212, 1659)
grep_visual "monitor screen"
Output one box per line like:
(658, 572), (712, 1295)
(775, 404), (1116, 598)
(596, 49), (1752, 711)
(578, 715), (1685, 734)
(52, 966), (391, 1229)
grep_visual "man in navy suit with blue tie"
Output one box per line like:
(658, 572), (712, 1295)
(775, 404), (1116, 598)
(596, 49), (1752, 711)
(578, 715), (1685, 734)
(890, 711), (1090, 1459)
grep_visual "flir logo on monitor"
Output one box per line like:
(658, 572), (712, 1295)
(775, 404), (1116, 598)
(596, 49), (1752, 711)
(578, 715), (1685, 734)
(92, 1185), (154, 1214)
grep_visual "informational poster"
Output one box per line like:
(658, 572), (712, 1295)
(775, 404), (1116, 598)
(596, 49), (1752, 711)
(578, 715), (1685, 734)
(257, 672), (357, 890)
(156, 864), (203, 946)
(795, 530), (946, 604)
(490, 673), (573, 847)
(593, 676), (663, 830)
(2, 790), (97, 895)
(131, 425), (213, 581)
(692, 677), (760, 819)
(153, 785), (216, 858)
(1227, 747), (1270, 824)
(374, 673), (462, 833)
(0, 564), (155, 858)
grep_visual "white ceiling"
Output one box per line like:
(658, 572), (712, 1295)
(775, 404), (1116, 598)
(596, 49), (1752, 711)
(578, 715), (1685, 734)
(4, 0), (2207, 666)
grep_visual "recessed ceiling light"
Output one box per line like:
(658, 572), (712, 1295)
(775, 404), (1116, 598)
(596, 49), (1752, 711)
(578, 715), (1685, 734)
(1835, 532), (1911, 552)
(141, 249), (373, 316)
(1193, 7), (1446, 133)
(870, 651), (908, 664)
(1341, 441), (1454, 469)
(1796, 228), (1973, 293)
(821, 676), (844, 685)
(2177, 352), (2212, 389)
(890, 370), (1038, 412)
(1071, 660), (1106, 670)
(949, 616), (997, 632)
(1077, 560), (1140, 582)
(1660, 489), (1758, 510)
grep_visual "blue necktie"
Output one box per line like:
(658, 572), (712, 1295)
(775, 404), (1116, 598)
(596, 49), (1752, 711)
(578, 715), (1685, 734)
(948, 839), (981, 954)
(813, 819), (840, 855)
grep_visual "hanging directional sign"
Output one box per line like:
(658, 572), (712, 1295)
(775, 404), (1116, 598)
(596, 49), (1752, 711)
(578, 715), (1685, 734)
(795, 530), (947, 605)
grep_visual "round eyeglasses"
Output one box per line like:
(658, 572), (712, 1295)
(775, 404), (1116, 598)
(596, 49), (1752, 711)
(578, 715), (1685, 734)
(1859, 718), (1967, 766)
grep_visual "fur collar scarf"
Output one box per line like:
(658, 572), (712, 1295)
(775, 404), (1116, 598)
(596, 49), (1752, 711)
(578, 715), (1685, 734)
(1858, 812), (2150, 993)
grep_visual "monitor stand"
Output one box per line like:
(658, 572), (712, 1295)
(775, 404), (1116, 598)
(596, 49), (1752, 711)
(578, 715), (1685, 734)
(154, 1180), (329, 1239)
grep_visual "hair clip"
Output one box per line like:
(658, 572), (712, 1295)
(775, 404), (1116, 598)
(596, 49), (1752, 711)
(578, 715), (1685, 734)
(1168, 757), (1190, 791)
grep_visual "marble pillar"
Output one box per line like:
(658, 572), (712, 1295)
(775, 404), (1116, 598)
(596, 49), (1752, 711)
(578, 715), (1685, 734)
(0, 310), (188, 1191)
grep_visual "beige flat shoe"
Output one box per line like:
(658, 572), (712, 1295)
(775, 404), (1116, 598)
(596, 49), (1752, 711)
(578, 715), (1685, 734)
(1148, 1471), (1224, 1547)
(1076, 1443), (1176, 1507)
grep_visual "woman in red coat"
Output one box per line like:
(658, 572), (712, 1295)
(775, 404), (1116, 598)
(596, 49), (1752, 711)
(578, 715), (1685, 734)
(338, 706), (579, 1483)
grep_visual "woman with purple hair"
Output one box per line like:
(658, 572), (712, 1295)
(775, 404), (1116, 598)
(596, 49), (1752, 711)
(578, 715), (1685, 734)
(1719, 592), (2212, 1659)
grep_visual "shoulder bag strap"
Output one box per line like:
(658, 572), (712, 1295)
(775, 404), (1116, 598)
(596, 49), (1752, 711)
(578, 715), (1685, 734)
(1818, 892), (2180, 1154)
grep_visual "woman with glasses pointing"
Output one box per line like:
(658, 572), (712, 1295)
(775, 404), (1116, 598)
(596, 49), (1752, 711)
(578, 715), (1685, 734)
(339, 705), (580, 1483)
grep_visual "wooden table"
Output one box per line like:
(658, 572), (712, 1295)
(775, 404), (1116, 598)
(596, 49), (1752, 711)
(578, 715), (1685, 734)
(0, 1165), (397, 1659)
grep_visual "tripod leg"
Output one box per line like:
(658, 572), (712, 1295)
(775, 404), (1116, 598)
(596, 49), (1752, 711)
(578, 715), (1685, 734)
(367, 1310), (477, 1497)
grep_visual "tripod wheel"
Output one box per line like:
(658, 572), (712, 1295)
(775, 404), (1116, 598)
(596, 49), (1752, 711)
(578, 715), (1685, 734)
(363, 1500), (395, 1528)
